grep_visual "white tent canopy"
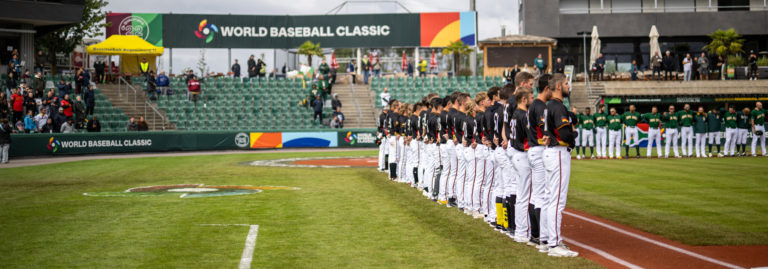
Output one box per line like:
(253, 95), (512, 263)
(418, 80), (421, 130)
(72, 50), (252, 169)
(589, 25), (601, 68)
(649, 25), (661, 61)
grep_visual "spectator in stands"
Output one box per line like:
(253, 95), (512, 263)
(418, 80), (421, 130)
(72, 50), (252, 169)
(331, 107), (344, 128)
(407, 59), (414, 77)
(156, 71), (170, 96)
(256, 59), (267, 78)
(53, 107), (66, 132)
(652, 51), (663, 81)
(698, 52), (710, 80)
(0, 118), (11, 164)
(94, 59), (105, 84)
(362, 55), (371, 84)
(554, 58), (565, 74)
(61, 94), (73, 120)
(138, 116), (149, 131)
(34, 108), (48, 131)
(187, 75), (201, 106)
(21, 70), (31, 86)
(316, 74), (329, 97)
(348, 60), (356, 85)
(61, 118), (74, 133)
(683, 53), (693, 81)
(40, 118), (55, 133)
(232, 59), (241, 78)
(35, 50), (46, 75)
(692, 56), (700, 80)
(11, 88), (24, 124)
(595, 53), (605, 81)
(716, 56), (725, 80)
(146, 70), (157, 100)
(534, 53), (546, 73)
(663, 51), (675, 80)
(503, 66), (514, 84)
(87, 116), (101, 132)
(748, 50), (758, 80)
(630, 60), (639, 81)
(23, 110), (36, 133)
(319, 58), (330, 78)
(8, 55), (20, 78)
(0, 92), (9, 121)
(247, 55), (257, 79)
(127, 117), (138, 131)
(42, 90), (54, 112)
(76, 67), (89, 94)
(23, 91), (37, 115)
(418, 57), (427, 77)
(332, 93), (342, 111)
(312, 95), (323, 124)
(74, 96), (86, 129)
(380, 87), (391, 108)
(6, 72), (17, 93)
(32, 72), (45, 98)
(372, 58), (382, 78)
(531, 66), (541, 79)
(14, 119), (24, 132)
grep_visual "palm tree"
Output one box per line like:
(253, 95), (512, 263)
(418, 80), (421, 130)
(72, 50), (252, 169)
(704, 28), (744, 65)
(442, 40), (472, 76)
(297, 41), (324, 66)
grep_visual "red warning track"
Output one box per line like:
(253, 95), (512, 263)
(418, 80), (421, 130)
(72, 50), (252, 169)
(299, 157), (768, 269)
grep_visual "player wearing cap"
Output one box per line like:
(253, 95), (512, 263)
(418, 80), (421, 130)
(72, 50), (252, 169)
(678, 104), (695, 157)
(436, 97), (453, 204)
(737, 108), (750, 156)
(706, 108), (723, 157)
(607, 107), (623, 159)
(593, 105), (608, 159)
(527, 73), (552, 249)
(723, 106), (739, 157)
(579, 107), (595, 159)
(507, 86), (534, 243)
(462, 100), (478, 216)
(377, 105), (391, 172)
(642, 106), (663, 158)
(694, 106), (709, 158)
(424, 98), (443, 198)
(542, 73), (578, 257)
(492, 86), (514, 233)
(622, 105), (641, 158)
(572, 107), (582, 159)
(662, 105), (681, 158)
(751, 102), (766, 156)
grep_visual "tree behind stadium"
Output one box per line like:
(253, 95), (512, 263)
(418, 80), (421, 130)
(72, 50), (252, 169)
(298, 40), (324, 67)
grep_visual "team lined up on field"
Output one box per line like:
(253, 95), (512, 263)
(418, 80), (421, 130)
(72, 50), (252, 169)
(376, 72), (580, 257)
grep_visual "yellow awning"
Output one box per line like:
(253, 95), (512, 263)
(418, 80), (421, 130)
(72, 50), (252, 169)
(86, 35), (164, 56)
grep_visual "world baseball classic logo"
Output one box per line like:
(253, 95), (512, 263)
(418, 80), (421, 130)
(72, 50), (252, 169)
(194, 19), (219, 43)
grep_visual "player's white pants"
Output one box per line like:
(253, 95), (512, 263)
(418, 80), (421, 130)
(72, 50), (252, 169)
(481, 147), (497, 221)
(647, 128), (663, 157)
(406, 139), (419, 185)
(608, 130), (622, 158)
(708, 131), (722, 148)
(681, 126), (694, 156)
(581, 129), (594, 147)
(463, 145), (476, 210)
(738, 128), (749, 145)
(500, 145), (516, 197)
(472, 144), (490, 213)
(388, 136), (398, 177)
(624, 126), (639, 147)
(418, 141), (426, 188)
(543, 146), (571, 247)
(527, 146), (547, 242)
(752, 125), (767, 156)
(456, 144), (468, 208)
(695, 133), (707, 157)
(595, 127), (607, 158)
(665, 129), (680, 157)
(423, 143), (436, 192)
(397, 138), (406, 181)
(512, 148), (532, 238)
(378, 136), (388, 170)
(724, 128), (737, 156)
(447, 142), (459, 199)
(574, 129), (581, 147)
(438, 143), (453, 201)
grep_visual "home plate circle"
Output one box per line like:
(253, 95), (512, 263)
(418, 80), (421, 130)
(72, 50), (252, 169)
(167, 188), (218, 192)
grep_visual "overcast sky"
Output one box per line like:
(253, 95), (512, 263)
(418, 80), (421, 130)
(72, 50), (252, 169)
(104, 0), (520, 74)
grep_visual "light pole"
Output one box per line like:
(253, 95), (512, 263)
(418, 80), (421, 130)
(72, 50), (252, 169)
(577, 31), (592, 106)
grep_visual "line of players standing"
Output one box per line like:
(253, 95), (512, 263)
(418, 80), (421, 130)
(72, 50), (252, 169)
(570, 102), (767, 159)
(376, 72), (580, 257)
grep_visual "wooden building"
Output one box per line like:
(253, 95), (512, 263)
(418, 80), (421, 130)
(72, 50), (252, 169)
(479, 35), (557, 78)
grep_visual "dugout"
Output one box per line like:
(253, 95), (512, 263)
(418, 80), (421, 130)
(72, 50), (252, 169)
(478, 35), (557, 78)
(602, 95), (768, 114)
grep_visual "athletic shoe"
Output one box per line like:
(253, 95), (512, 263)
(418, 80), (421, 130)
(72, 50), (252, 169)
(590, 155), (595, 159)
(513, 235), (530, 243)
(548, 243), (579, 257)
(527, 237), (540, 247)
(717, 153), (724, 157)
(537, 242), (549, 253)
(617, 156), (623, 159)
(676, 156), (682, 158)
(472, 211), (484, 219)
(576, 155), (582, 160)
(438, 200), (448, 205)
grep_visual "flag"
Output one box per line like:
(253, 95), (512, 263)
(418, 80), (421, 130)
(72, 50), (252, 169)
(401, 51), (408, 71)
(430, 50), (437, 70)
(330, 51), (339, 69)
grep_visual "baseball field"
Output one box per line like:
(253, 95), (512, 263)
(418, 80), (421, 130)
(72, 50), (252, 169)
(0, 150), (766, 268)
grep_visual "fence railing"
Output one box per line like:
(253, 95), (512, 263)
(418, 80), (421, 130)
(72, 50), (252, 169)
(117, 76), (167, 131)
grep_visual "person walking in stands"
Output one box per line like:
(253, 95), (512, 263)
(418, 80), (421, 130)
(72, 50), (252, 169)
(187, 75), (201, 106)
(247, 55), (257, 79)
(651, 51), (663, 81)
(748, 51), (759, 81)
(146, 71), (157, 100)
(698, 52), (710, 80)
(232, 59), (241, 78)
(257, 59), (267, 78)
(23, 91), (37, 115)
(418, 57), (427, 77)
(312, 94), (324, 124)
(362, 55), (371, 84)
(663, 51), (675, 80)
(682, 53), (693, 81)
(534, 53), (546, 73)
(0, 118), (12, 164)
(83, 85), (95, 115)
(73, 96), (86, 129)
(156, 71), (170, 96)
(372, 57), (382, 78)
(347, 60), (356, 84)
(630, 60), (639, 81)
(595, 53), (605, 81)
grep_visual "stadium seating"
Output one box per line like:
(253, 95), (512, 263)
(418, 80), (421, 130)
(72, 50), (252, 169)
(369, 76), (506, 107)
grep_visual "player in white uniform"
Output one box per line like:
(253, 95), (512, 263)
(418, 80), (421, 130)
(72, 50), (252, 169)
(527, 73), (552, 249)
(751, 102), (767, 156)
(663, 105), (681, 158)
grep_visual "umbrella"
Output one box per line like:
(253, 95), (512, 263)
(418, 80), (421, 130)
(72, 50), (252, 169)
(401, 51), (408, 71)
(330, 51), (339, 69)
(649, 25), (661, 63)
(430, 50), (437, 70)
(589, 25), (601, 69)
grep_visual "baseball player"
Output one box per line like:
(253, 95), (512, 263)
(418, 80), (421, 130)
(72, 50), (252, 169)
(677, 104), (695, 157)
(738, 108), (750, 156)
(377, 105), (391, 172)
(455, 94), (471, 212)
(493, 86), (515, 234)
(607, 107), (623, 159)
(527, 73), (552, 249)
(484, 87), (506, 228)
(424, 98), (443, 197)
(445, 92), (461, 207)
(662, 105), (681, 158)
(462, 100), (478, 216)
(642, 106), (663, 158)
(621, 105), (641, 158)
(593, 105), (608, 159)
(579, 107), (596, 159)
(572, 107), (582, 159)
(542, 73), (578, 257)
(436, 97), (453, 204)
(508, 86), (534, 243)
(723, 106), (738, 157)
(707, 108), (723, 157)
(751, 102), (766, 156)
(694, 106), (708, 158)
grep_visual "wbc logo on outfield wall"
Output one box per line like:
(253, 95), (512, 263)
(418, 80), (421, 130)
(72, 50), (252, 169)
(194, 19), (219, 43)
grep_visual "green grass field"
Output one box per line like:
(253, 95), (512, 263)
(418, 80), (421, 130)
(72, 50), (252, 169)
(0, 150), (765, 268)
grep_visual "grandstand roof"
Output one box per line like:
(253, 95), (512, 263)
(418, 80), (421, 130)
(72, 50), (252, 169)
(478, 34), (557, 48)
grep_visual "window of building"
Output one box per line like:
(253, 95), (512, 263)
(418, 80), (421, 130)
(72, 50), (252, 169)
(612, 0), (643, 13)
(665, 0), (696, 12)
(560, 0), (590, 14)
(718, 0), (749, 11)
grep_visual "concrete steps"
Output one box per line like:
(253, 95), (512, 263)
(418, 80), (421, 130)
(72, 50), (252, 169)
(332, 83), (377, 129)
(98, 83), (173, 131)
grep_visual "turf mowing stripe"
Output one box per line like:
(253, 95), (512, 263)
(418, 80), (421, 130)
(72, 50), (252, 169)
(239, 225), (260, 269)
(563, 211), (744, 269)
(563, 236), (643, 269)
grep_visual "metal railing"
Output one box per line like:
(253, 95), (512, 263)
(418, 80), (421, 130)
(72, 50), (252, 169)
(117, 76), (167, 131)
(349, 81), (364, 128)
(559, 4), (766, 14)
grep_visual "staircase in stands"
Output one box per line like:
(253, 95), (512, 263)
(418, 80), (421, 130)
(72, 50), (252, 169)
(331, 83), (378, 129)
(98, 83), (172, 131)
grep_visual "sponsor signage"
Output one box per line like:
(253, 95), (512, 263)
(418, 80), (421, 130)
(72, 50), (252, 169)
(606, 96), (768, 104)
(339, 131), (378, 147)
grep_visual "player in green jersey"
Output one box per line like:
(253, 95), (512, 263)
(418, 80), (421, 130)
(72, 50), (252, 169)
(723, 106), (739, 156)
(677, 104), (696, 157)
(694, 106), (709, 158)
(750, 102), (766, 156)
(593, 105), (608, 159)
(662, 105), (681, 158)
(706, 108), (723, 157)
(607, 107), (623, 159)
(621, 105), (642, 158)
(579, 107), (596, 159)
(642, 106), (663, 158)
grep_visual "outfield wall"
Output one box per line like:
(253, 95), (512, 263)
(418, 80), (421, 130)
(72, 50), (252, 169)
(9, 129), (378, 157)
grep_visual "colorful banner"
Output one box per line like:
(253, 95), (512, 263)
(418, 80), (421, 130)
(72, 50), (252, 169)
(250, 132), (282, 149)
(605, 95), (768, 104)
(106, 13), (163, 46)
(282, 132), (337, 148)
(338, 131), (378, 147)
(419, 12), (476, 47)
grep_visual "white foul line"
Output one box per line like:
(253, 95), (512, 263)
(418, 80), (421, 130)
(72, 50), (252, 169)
(238, 225), (259, 269)
(563, 211), (744, 269)
(563, 236), (644, 269)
